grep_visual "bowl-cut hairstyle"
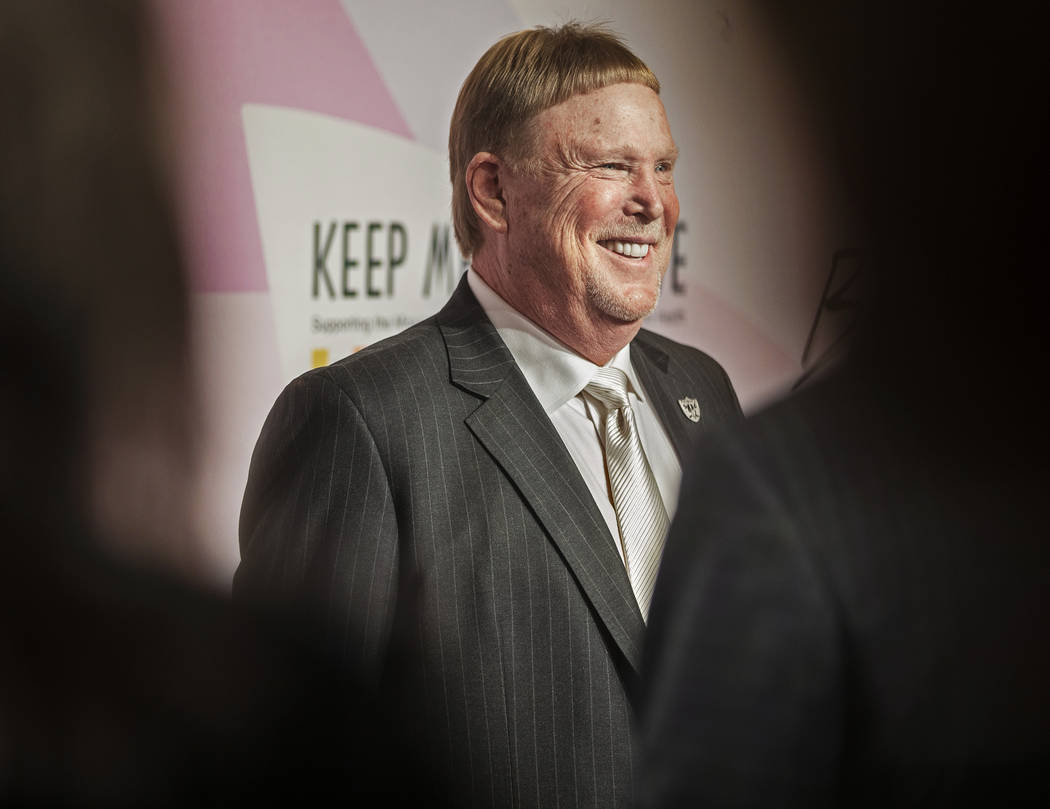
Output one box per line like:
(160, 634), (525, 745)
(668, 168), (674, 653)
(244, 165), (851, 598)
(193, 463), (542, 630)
(449, 22), (659, 257)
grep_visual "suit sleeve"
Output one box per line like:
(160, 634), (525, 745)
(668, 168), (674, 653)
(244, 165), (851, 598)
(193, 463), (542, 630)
(234, 371), (399, 682)
(638, 432), (843, 808)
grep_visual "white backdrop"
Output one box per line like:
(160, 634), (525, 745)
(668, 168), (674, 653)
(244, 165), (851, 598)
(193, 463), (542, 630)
(152, 0), (858, 586)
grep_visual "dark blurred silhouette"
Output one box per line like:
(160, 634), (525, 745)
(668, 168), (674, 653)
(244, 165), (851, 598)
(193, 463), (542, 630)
(0, 1), (438, 804)
(0, 0), (198, 575)
(639, 1), (1049, 806)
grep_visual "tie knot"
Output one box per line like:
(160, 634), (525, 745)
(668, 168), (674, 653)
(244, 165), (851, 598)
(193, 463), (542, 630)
(585, 367), (631, 411)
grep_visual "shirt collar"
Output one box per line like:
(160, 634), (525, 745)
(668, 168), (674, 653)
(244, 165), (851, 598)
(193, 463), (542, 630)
(467, 267), (644, 414)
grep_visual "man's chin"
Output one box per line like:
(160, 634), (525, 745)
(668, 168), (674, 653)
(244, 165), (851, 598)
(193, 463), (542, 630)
(588, 285), (662, 324)
(580, 256), (665, 324)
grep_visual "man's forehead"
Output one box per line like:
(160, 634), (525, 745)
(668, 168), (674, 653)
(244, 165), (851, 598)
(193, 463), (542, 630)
(566, 132), (679, 160)
(539, 85), (677, 155)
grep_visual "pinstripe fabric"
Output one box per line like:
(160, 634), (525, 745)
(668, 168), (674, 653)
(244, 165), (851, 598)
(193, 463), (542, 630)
(586, 368), (669, 620)
(235, 275), (741, 808)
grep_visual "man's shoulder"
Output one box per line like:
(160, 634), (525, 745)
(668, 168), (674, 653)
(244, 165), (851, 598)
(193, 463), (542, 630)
(285, 318), (448, 405)
(632, 328), (741, 419)
(331, 317), (445, 370)
(633, 327), (729, 376)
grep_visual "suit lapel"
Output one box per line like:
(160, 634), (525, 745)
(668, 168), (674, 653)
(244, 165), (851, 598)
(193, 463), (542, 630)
(631, 334), (705, 464)
(436, 278), (645, 675)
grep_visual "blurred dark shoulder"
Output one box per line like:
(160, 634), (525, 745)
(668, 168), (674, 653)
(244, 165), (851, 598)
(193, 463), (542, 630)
(2, 534), (371, 807)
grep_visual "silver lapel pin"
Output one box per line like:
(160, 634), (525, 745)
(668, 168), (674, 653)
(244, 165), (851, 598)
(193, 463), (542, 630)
(678, 396), (701, 423)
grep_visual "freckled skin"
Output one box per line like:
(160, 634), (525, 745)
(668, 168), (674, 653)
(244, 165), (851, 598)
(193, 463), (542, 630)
(472, 82), (680, 365)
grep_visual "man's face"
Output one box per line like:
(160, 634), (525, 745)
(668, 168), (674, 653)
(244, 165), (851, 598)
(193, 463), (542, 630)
(500, 82), (679, 336)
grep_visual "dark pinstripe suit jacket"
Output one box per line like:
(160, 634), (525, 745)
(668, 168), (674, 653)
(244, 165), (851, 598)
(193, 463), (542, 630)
(235, 276), (741, 808)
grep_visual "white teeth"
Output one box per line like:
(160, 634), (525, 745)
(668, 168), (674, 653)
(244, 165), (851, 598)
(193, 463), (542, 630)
(603, 240), (650, 258)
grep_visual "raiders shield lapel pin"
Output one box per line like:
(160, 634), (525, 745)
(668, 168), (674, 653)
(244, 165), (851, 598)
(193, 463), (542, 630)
(678, 396), (701, 423)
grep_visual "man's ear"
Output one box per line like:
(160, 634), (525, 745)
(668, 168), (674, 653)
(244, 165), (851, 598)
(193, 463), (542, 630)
(466, 152), (508, 234)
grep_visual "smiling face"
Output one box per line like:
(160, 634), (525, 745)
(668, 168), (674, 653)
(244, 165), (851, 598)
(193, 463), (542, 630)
(497, 82), (679, 355)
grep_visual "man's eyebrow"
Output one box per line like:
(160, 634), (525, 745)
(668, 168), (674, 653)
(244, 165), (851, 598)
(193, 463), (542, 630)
(575, 142), (680, 161)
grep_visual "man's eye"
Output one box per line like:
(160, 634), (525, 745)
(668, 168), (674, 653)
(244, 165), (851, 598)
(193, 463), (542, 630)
(600, 163), (625, 170)
(655, 162), (672, 173)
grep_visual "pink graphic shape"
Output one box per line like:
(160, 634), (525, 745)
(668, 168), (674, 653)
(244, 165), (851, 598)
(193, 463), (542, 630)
(152, 0), (412, 292)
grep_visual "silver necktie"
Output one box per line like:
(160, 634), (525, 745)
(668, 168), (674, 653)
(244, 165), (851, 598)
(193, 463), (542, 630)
(585, 367), (669, 621)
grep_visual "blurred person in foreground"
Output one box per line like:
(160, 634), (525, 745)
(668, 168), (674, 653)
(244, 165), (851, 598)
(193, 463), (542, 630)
(236, 21), (741, 809)
(638, 2), (1050, 806)
(0, 1), (430, 804)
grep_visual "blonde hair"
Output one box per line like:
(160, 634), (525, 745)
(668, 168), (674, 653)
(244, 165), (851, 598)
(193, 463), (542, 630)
(449, 22), (659, 257)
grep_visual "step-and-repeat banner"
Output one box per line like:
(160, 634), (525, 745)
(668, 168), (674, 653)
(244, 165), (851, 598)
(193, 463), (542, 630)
(153, 0), (860, 583)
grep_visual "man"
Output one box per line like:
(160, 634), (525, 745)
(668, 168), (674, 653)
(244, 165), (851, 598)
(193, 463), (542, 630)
(638, 2), (1050, 806)
(236, 23), (740, 809)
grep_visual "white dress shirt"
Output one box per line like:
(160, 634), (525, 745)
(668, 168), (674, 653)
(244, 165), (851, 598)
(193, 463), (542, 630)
(467, 268), (681, 566)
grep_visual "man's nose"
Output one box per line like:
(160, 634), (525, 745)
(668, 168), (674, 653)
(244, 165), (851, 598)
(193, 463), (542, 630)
(625, 168), (665, 221)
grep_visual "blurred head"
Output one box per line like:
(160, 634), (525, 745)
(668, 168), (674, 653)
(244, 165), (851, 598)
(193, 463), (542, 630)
(764, 0), (1049, 449)
(0, 0), (199, 572)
